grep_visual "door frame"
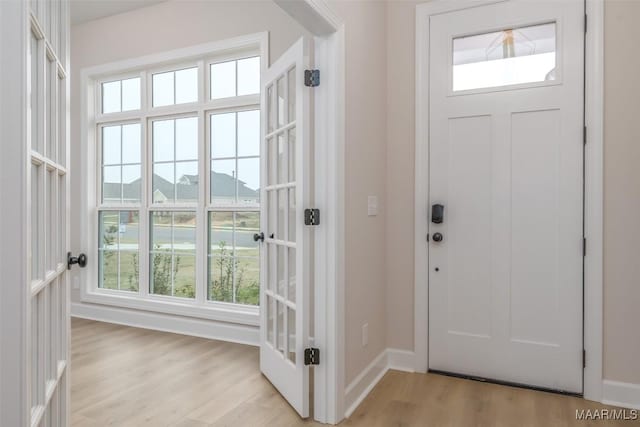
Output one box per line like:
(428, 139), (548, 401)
(414, 0), (604, 402)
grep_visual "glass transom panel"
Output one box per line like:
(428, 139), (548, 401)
(452, 22), (557, 92)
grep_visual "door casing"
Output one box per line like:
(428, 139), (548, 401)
(414, 0), (605, 402)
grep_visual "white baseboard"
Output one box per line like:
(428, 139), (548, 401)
(387, 348), (416, 373)
(344, 348), (416, 418)
(602, 380), (640, 410)
(71, 302), (259, 347)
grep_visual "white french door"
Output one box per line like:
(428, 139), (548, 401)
(27, 0), (71, 425)
(428, 0), (584, 392)
(259, 37), (312, 418)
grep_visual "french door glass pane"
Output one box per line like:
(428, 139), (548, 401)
(31, 164), (41, 281)
(150, 211), (196, 298)
(287, 307), (296, 363)
(30, 33), (40, 152)
(98, 211), (140, 291)
(208, 211), (259, 305)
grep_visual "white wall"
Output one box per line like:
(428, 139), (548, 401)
(69, 0), (310, 320)
(328, 0), (389, 386)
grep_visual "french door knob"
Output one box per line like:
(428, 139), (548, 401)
(432, 232), (444, 242)
(67, 252), (87, 270)
(253, 232), (265, 242)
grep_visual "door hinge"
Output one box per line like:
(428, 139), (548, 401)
(583, 238), (587, 257)
(304, 208), (320, 226)
(304, 348), (320, 365)
(583, 126), (587, 145)
(304, 69), (320, 87)
(583, 349), (586, 368)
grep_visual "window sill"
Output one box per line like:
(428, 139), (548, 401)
(81, 288), (259, 326)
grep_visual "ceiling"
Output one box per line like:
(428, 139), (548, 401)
(70, 0), (167, 25)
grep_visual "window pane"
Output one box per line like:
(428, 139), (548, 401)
(102, 126), (121, 165)
(209, 212), (233, 255)
(236, 256), (259, 305)
(175, 117), (198, 161)
(176, 161), (198, 202)
(150, 211), (195, 299)
(102, 80), (120, 114)
(237, 57), (260, 96)
(211, 159), (236, 204)
(238, 157), (260, 204)
(153, 119), (174, 162)
(208, 211), (260, 305)
(153, 163), (174, 203)
(453, 22), (557, 92)
(122, 165), (141, 203)
(150, 212), (172, 250)
(175, 67), (198, 104)
(102, 166), (121, 203)
(174, 255), (196, 298)
(211, 113), (236, 159)
(100, 250), (118, 289)
(237, 110), (260, 157)
(210, 61), (236, 99)
(174, 212), (197, 253)
(121, 123), (141, 164)
(153, 71), (174, 107)
(235, 212), (260, 253)
(209, 256), (234, 302)
(121, 77), (140, 111)
(99, 211), (139, 291)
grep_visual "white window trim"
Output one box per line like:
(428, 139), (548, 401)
(80, 32), (268, 326)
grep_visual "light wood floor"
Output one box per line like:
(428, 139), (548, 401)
(71, 318), (631, 426)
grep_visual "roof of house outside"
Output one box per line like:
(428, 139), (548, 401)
(103, 172), (259, 202)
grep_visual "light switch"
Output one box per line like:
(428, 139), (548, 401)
(367, 196), (378, 216)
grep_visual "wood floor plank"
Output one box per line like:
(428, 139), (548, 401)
(71, 319), (633, 426)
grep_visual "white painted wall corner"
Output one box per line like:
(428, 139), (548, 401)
(344, 348), (416, 418)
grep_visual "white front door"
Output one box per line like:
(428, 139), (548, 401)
(16, 0), (71, 425)
(428, 0), (584, 392)
(259, 37), (312, 417)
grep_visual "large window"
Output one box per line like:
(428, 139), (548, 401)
(94, 47), (262, 311)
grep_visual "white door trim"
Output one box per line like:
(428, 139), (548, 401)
(414, 0), (604, 401)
